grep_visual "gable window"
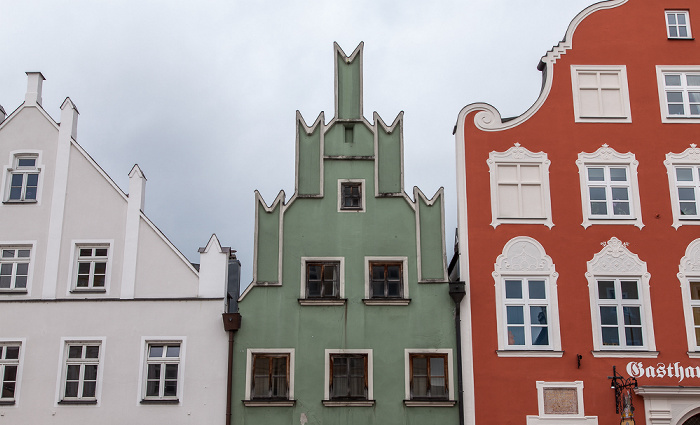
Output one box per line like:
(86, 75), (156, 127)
(576, 145), (643, 228)
(244, 349), (295, 406)
(0, 247), (30, 292)
(0, 343), (21, 405)
(60, 342), (102, 404)
(338, 180), (365, 212)
(142, 342), (181, 403)
(571, 65), (631, 122)
(666, 11), (692, 39)
(73, 246), (109, 292)
(493, 237), (562, 356)
(487, 143), (553, 228)
(323, 349), (373, 406)
(4, 154), (40, 203)
(678, 239), (700, 355)
(656, 66), (700, 122)
(586, 237), (656, 355)
(299, 258), (345, 305)
(363, 257), (409, 305)
(403, 349), (455, 406)
(665, 145), (700, 227)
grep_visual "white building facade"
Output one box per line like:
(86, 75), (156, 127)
(0, 73), (232, 424)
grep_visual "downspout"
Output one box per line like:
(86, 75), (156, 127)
(449, 281), (466, 425)
(222, 253), (242, 425)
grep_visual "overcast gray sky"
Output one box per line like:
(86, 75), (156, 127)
(1, 0), (598, 289)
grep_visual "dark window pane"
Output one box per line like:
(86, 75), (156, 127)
(1, 382), (15, 399)
(610, 168), (627, 181)
(589, 187), (606, 200)
(17, 158), (35, 167)
(4, 365), (17, 381)
(530, 306), (547, 325)
(623, 306), (641, 326)
(598, 281), (615, 299)
(5, 347), (19, 360)
(588, 168), (604, 181)
(166, 345), (180, 357)
(64, 382), (79, 398)
(66, 365), (81, 381)
(149, 346), (164, 358)
(68, 346), (83, 359)
(79, 248), (92, 257)
(84, 365), (98, 380)
(505, 280), (522, 299)
(146, 380), (159, 397)
(528, 280), (546, 299)
(85, 346), (99, 358)
(14, 276), (27, 289)
(82, 381), (96, 398)
(620, 281), (639, 299)
(147, 364), (160, 379)
(0, 276), (10, 289)
(677, 167), (694, 181)
(95, 249), (108, 257)
(602, 327), (620, 345)
(506, 306), (524, 324)
(165, 364), (178, 380)
(507, 327), (525, 345)
(600, 306), (618, 325)
(77, 262), (91, 274)
(92, 275), (105, 287)
(532, 327), (549, 345)
(625, 327), (644, 346)
(163, 380), (177, 397)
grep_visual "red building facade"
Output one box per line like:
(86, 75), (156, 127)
(454, 1), (700, 424)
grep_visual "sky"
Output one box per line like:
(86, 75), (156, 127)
(1, 0), (599, 289)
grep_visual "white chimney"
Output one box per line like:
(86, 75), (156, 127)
(25, 72), (45, 106)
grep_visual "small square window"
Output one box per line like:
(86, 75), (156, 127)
(666, 11), (692, 39)
(0, 247), (31, 292)
(306, 262), (339, 299)
(5, 155), (40, 203)
(409, 353), (448, 400)
(370, 262), (403, 298)
(143, 342), (181, 402)
(338, 180), (365, 212)
(329, 354), (367, 400)
(73, 246), (109, 292)
(60, 342), (101, 403)
(244, 349), (295, 406)
(571, 66), (631, 122)
(0, 343), (21, 404)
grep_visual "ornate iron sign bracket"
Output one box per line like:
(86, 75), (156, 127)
(609, 366), (638, 416)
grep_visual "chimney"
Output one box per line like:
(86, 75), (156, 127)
(25, 72), (45, 106)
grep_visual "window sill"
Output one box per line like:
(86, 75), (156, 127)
(2, 200), (37, 204)
(243, 399), (296, 407)
(0, 289), (28, 294)
(688, 352), (700, 359)
(58, 399), (98, 405)
(362, 298), (410, 306)
(70, 289), (107, 294)
(298, 299), (346, 306)
(497, 350), (564, 358)
(140, 398), (179, 405)
(591, 350), (659, 358)
(404, 399), (455, 407)
(0, 400), (16, 406)
(668, 37), (694, 40)
(322, 399), (375, 407)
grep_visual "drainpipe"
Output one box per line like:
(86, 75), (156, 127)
(222, 253), (242, 425)
(449, 281), (466, 425)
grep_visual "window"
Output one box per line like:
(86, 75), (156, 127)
(323, 349), (373, 406)
(338, 179), (365, 212)
(586, 237), (656, 355)
(666, 11), (692, 39)
(0, 247), (30, 292)
(142, 342), (181, 402)
(60, 342), (102, 403)
(244, 349), (295, 406)
(678, 239), (700, 355)
(72, 245), (109, 292)
(487, 143), (553, 228)
(0, 343), (20, 405)
(404, 349), (455, 406)
(570, 65), (631, 122)
(527, 381), (597, 424)
(363, 257), (409, 305)
(656, 66), (700, 122)
(665, 145), (700, 228)
(4, 154), (40, 203)
(576, 145), (643, 228)
(493, 237), (562, 356)
(299, 257), (345, 305)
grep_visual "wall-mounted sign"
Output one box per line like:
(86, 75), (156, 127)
(627, 361), (700, 382)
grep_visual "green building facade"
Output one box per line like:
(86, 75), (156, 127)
(232, 43), (458, 425)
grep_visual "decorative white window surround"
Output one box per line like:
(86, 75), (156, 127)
(403, 349), (455, 407)
(337, 179), (365, 213)
(586, 237), (656, 357)
(493, 237), (562, 357)
(299, 257), (345, 305)
(363, 256), (409, 305)
(656, 66), (700, 123)
(138, 338), (185, 404)
(55, 337), (106, 406)
(323, 349), (373, 407)
(666, 145), (700, 228)
(576, 145), (643, 229)
(636, 387), (700, 425)
(571, 65), (631, 123)
(678, 239), (700, 356)
(0, 242), (35, 295)
(0, 339), (25, 406)
(66, 240), (114, 296)
(2, 150), (44, 204)
(487, 143), (553, 228)
(244, 348), (295, 406)
(527, 381), (598, 425)
(666, 10), (692, 39)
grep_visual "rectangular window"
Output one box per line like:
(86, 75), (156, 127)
(251, 353), (289, 400)
(662, 71), (700, 118)
(61, 343), (101, 403)
(675, 166), (700, 218)
(329, 354), (367, 400)
(143, 343), (180, 401)
(306, 262), (340, 299)
(340, 182), (362, 211)
(74, 246), (109, 291)
(409, 353), (448, 400)
(0, 344), (20, 404)
(571, 66), (631, 122)
(667, 11), (692, 39)
(0, 247), (30, 292)
(503, 278), (551, 348)
(585, 165), (633, 219)
(597, 279), (644, 348)
(691, 281), (700, 346)
(370, 262), (403, 298)
(495, 164), (545, 219)
(6, 155), (39, 202)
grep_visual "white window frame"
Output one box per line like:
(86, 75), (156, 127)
(571, 65), (631, 122)
(0, 242), (35, 294)
(0, 339), (24, 406)
(665, 144), (700, 228)
(244, 348), (295, 406)
(139, 339), (184, 403)
(586, 237), (656, 356)
(363, 256), (409, 305)
(2, 151), (43, 204)
(493, 237), (562, 357)
(56, 338), (105, 405)
(526, 381), (599, 425)
(299, 257), (345, 305)
(576, 145), (643, 228)
(67, 240), (113, 295)
(678, 239), (700, 356)
(656, 66), (700, 123)
(487, 143), (553, 228)
(323, 349), (373, 407)
(403, 349), (455, 407)
(337, 179), (365, 212)
(666, 10), (692, 39)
